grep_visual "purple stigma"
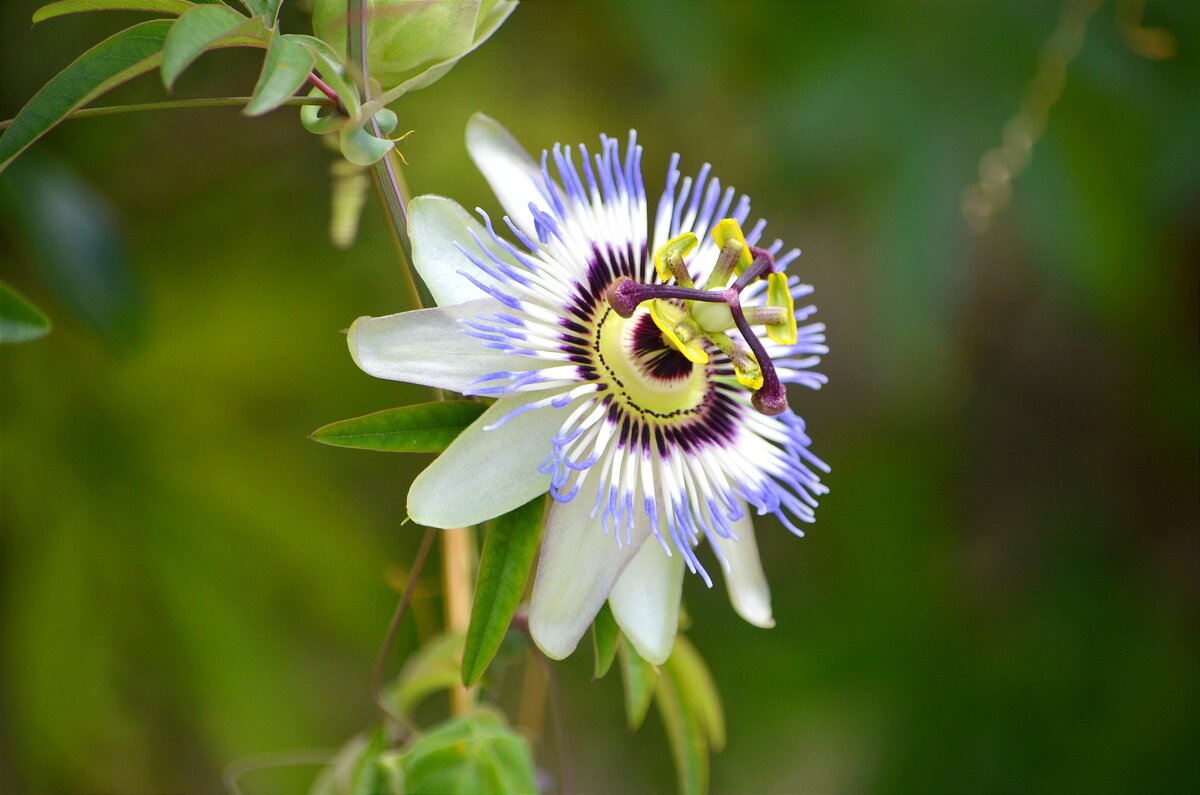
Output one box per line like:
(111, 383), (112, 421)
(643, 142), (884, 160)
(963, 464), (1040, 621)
(607, 276), (644, 318)
(605, 245), (790, 416)
(751, 378), (788, 416)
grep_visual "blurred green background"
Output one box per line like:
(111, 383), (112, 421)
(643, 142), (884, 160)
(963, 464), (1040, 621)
(2, 1), (1197, 793)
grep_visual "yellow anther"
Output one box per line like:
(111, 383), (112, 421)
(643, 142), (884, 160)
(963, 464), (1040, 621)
(710, 331), (763, 389)
(653, 233), (698, 285)
(734, 360), (765, 390)
(649, 299), (709, 364)
(765, 272), (798, 345)
(711, 218), (754, 275)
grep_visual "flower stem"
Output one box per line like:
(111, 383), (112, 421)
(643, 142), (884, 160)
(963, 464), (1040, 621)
(346, 0), (476, 717)
(344, 0), (414, 299)
(442, 525), (476, 715)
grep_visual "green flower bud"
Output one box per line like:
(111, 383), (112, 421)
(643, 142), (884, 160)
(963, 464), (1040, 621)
(373, 107), (399, 136)
(312, 0), (517, 96)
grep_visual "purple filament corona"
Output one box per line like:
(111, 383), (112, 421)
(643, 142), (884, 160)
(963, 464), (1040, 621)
(445, 128), (828, 581)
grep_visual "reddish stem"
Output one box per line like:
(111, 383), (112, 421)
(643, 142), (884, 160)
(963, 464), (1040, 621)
(306, 72), (344, 114)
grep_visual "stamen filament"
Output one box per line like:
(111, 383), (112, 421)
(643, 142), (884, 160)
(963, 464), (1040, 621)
(666, 250), (694, 288)
(745, 306), (788, 325)
(704, 237), (744, 289)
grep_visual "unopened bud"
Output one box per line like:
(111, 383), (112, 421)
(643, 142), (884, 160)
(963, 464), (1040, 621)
(313, 0), (518, 97)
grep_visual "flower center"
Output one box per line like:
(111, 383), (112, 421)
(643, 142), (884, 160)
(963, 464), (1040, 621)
(605, 218), (798, 416)
(595, 307), (708, 417)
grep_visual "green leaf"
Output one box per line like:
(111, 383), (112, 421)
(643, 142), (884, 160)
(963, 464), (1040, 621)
(591, 602), (619, 679)
(388, 709), (537, 795)
(668, 636), (726, 752)
(462, 496), (545, 687)
(374, 752), (407, 795)
(310, 401), (487, 453)
(244, 34), (314, 116)
(348, 728), (392, 795)
(33, 0), (194, 24)
(618, 636), (658, 731)
(386, 633), (465, 715)
(290, 36), (362, 120)
(0, 282), (51, 344)
(0, 20), (172, 173)
(1, 153), (143, 348)
(237, 0), (280, 21)
(283, 32), (342, 63)
(655, 659), (709, 795)
(160, 3), (248, 90)
(309, 727), (395, 795)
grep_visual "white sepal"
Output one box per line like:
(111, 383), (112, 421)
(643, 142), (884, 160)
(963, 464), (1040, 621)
(529, 499), (650, 660)
(407, 389), (568, 528)
(409, 194), (526, 308)
(347, 299), (536, 392)
(709, 504), (775, 628)
(609, 537), (685, 665)
(466, 113), (558, 239)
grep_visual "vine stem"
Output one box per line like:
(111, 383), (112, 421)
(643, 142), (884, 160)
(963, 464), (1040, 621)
(345, 0), (476, 718)
(0, 96), (333, 131)
(371, 526), (436, 734)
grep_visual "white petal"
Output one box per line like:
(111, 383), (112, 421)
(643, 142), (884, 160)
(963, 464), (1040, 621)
(529, 499), (650, 660)
(347, 299), (535, 392)
(608, 538), (685, 665)
(407, 390), (568, 528)
(408, 194), (524, 308)
(709, 506), (775, 628)
(466, 113), (552, 237)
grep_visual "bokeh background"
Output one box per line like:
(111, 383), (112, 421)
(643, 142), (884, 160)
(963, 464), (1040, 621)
(2, 1), (1198, 792)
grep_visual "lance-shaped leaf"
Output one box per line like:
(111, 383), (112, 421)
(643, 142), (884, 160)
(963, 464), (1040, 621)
(386, 633), (465, 715)
(656, 658), (709, 795)
(462, 496), (545, 686)
(591, 602), (619, 679)
(1, 153), (143, 348)
(32, 0), (194, 24)
(160, 3), (250, 90)
(0, 20), (172, 173)
(291, 36), (362, 121)
(618, 636), (658, 731)
(310, 401), (487, 453)
(669, 635), (726, 752)
(244, 34), (315, 116)
(0, 282), (51, 344)
(385, 709), (537, 795)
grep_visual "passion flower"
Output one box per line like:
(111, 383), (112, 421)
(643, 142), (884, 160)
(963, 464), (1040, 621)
(348, 115), (829, 663)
